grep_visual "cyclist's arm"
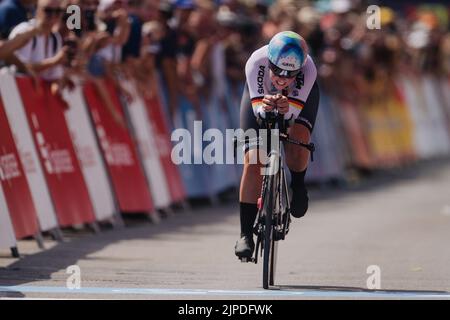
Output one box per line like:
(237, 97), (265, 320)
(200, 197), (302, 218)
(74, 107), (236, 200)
(244, 48), (268, 116)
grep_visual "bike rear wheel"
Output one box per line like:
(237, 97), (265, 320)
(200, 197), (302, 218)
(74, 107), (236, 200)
(269, 169), (281, 286)
(262, 170), (277, 289)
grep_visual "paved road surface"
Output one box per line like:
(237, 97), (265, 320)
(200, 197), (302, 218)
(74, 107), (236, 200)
(1, 160), (450, 299)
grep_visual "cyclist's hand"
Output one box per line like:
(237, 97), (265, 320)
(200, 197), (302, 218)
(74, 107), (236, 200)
(262, 95), (277, 112)
(275, 95), (289, 114)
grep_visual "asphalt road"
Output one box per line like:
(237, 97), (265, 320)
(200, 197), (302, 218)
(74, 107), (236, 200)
(1, 159), (450, 300)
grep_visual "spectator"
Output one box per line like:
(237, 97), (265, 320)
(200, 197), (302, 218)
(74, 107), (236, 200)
(0, 16), (42, 79)
(97, 0), (131, 72)
(9, 0), (67, 81)
(78, 0), (129, 127)
(121, 0), (144, 62)
(173, 0), (201, 119)
(155, 0), (179, 121)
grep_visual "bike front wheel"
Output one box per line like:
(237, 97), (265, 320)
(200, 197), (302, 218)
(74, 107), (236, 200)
(262, 171), (277, 289)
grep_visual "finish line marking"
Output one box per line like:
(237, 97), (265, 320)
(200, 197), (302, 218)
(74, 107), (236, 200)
(1, 286), (449, 298)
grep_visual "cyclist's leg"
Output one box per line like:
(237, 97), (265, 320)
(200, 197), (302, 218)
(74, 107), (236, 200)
(235, 83), (264, 257)
(284, 81), (320, 218)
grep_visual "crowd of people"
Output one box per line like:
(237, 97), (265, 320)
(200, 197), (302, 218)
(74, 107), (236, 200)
(0, 0), (448, 129)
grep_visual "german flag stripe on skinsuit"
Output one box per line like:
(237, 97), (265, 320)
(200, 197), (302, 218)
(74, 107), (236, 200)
(251, 97), (264, 109)
(252, 97), (304, 110)
(288, 98), (304, 110)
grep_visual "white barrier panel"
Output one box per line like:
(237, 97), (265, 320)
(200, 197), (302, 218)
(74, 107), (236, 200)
(398, 76), (431, 159)
(0, 70), (58, 231)
(204, 94), (239, 193)
(121, 80), (171, 209)
(422, 76), (450, 156)
(63, 83), (116, 221)
(441, 78), (450, 110)
(439, 77), (450, 134)
(205, 42), (239, 192)
(0, 185), (16, 250)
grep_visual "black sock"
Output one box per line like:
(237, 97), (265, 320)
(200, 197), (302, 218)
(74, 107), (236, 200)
(240, 202), (258, 237)
(290, 169), (307, 191)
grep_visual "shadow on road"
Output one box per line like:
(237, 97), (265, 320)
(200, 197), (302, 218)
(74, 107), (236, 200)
(0, 201), (238, 296)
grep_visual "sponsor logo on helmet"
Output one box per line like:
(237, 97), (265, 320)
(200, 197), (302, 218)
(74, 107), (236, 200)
(282, 62), (295, 68)
(257, 65), (265, 94)
(277, 56), (300, 71)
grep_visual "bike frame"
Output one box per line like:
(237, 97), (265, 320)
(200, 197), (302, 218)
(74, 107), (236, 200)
(237, 110), (315, 289)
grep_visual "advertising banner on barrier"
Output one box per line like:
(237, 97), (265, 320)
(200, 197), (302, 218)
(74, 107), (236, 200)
(422, 76), (450, 156)
(83, 79), (154, 214)
(224, 80), (243, 130)
(0, 185), (16, 250)
(0, 71), (58, 232)
(224, 80), (245, 182)
(63, 83), (116, 221)
(15, 77), (96, 227)
(339, 99), (372, 169)
(144, 93), (186, 204)
(388, 83), (416, 163)
(173, 96), (212, 199)
(398, 76), (431, 159)
(121, 80), (171, 209)
(202, 93), (239, 194)
(155, 72), (210, 199)
(439, 77), (450, 130)
(307, 92), (346, 182)
(204, 43), (239, 193)
(0, 98), (39, 239)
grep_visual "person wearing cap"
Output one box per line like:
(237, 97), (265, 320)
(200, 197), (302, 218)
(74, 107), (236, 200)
(235, 30), (320, 259)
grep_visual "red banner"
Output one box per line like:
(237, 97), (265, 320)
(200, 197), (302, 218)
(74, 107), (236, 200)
(0, 98), (39, 238)
(16, 77), (96, 227)
(83, 79), (154, 213)
(144, 95), (186, 203)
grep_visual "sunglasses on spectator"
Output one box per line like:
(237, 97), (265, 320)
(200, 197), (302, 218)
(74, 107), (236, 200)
(269, 60), (301, 79)
(44, 7), (65, 16)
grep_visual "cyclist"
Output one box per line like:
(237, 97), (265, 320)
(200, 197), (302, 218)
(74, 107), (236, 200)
(235, 31), (320, 258)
